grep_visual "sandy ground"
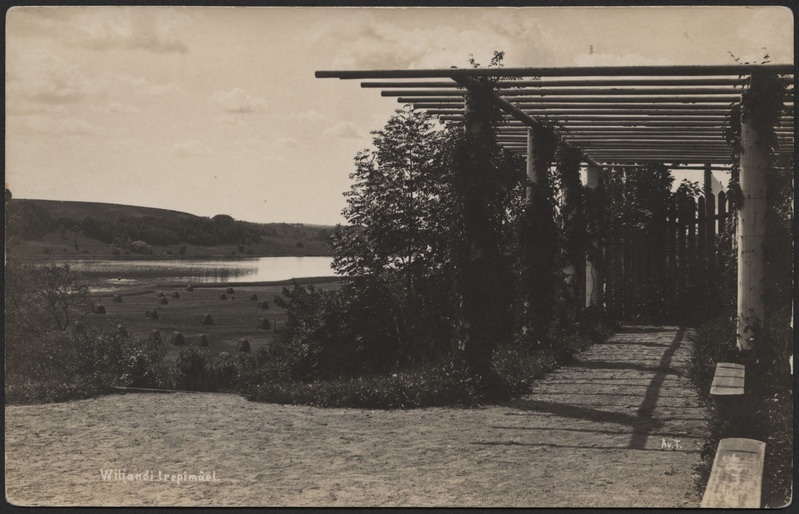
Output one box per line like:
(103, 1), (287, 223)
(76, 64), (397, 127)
(5, 325), (709, 507)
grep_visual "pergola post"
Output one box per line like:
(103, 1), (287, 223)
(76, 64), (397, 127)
(453, 84), (512, 377)
(585, 163), (604, 309)
(559, 146), (585, 321)
(520, 126), (557, 340)
(736, 73), (769, 351)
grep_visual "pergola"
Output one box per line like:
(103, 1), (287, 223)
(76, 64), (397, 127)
(316, 64), (794, 354)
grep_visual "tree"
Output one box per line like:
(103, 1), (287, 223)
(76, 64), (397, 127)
(330, 106), (456, 290)
(5, 261), (90, 333)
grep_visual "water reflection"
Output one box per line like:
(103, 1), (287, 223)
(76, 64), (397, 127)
(62, 256), (334, 290)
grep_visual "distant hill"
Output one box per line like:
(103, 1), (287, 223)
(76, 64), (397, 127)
(5, 198), (335, 260)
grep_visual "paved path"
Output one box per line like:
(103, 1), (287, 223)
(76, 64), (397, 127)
(5, 325), (709, 507)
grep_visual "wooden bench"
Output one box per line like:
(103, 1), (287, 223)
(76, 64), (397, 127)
(701, 437), (766, 508)
(709, 362), (747, 427)
(710, 362), (745, 397)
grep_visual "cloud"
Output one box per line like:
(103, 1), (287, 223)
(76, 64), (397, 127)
(275, 137), (299, 148)
(73, 8), (190, 54)
(324, 121), (362, 139)
(209, 88), (267, 113)
(295, 110), (327, 124)
(142, 82), (182, 96)
(12, 115), (99, 136)
(309, 11), (555, 71)
(571, 52), (673, 67)
(108, 102), (141, 114)
(214, 114), (248, 126)
(111, 74), (182, 97)
(7, 49), (107, 104)
(172, 139), (211, 156)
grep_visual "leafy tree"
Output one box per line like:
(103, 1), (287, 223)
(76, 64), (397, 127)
(5, 261), (90, 333)
(330, 106), (456, 290)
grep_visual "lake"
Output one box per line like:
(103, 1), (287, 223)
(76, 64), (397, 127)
(62, 256), (336, 292)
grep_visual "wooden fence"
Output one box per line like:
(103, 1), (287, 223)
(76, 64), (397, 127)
(604, 190), (734, 321)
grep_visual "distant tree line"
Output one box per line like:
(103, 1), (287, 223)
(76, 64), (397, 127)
(5, 200), (331, 248)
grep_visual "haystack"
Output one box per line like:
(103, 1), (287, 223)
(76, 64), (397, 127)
(225, 287), (235, 294)
(172, 291), (181, 299)
(237, 339), (250, 353)
(219, 293), (228, 300)
(171, 331), (186, 346)
(201, 313), (214, 326)
(145, 309), (159, 320)
(249, 293), (258, 301)
(150, 330), (163, 344)
(185, 285), (194, 292)
(159, 297), (169, 305)
(259, 300), (270, 310)
(257, 317), (272, 330)
(112, 295), (123, 303)
(95, 304), (106, 314)
(197, 334), (209, 347)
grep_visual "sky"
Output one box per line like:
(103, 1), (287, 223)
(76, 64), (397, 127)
(5, 6), (793, 225)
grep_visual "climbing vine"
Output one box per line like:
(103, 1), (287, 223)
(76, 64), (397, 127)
(723, 69), (789, 210)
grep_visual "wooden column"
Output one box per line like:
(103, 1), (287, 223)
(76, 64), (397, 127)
(559, 147), (584, 321)
(519, 126), (557, 340)
(736, 74), (769, 351)
(452, 84), (513, 378)
(585, 163), (603, 309)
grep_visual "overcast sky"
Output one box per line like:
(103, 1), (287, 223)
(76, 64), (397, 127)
(6, 6), (793, 225)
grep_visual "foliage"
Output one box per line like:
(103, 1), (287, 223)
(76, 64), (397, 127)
(512, 126), (559, 344)
(5, 260), (90, 333)
(602, 164), (673, 322)
(330, 106), (456, 285)
(5, 325), (169, 404)
(271, 276), (456, 382)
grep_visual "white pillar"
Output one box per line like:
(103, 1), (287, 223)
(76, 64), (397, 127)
(585, 163), (603, 308)
(736, 76), (769, 351)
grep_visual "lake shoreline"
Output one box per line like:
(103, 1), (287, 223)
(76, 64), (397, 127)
(91, 275), (341, 298)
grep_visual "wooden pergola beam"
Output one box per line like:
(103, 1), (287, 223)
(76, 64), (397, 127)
(414, 102), (744, 111)
(439, 115), (731, 122)
(316, 63), (793, 79)
(399, 96), (793, 103)
(450, 75), (600, 167)
(426, 109), (741, 117)
(362, 77), (751, 88)
(383, 87), (749, 97)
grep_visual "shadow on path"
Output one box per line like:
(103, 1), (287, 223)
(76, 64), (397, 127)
(498, 326), (696, 453)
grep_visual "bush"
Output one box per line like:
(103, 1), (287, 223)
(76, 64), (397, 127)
(272, 275), (455, 382)
(5, 326), (169, 404)
(174, 345), (211, 391)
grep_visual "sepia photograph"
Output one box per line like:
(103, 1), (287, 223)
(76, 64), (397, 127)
(4, 5), (794, 508)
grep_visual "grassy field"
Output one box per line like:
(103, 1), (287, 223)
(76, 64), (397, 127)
(81, 278), (340, 363)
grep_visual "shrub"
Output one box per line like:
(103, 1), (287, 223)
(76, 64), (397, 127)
(5, 326), (169, 403)
(128, 240), (153, 255)
(174, 345), (211, 391)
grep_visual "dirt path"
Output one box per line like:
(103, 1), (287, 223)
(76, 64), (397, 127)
(5, 325), (709, 507)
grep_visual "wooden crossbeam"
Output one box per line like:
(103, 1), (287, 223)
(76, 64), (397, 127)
(315, 63), (793, 79)
(425, 109), (738, 117)
(399, 96), (793, 103)
(382, 87), (746, 97)
(361, 77), (751, 88)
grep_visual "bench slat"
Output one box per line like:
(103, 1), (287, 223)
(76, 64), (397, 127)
(701, 438), (766, 508)
(710, 362), (745, 396)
